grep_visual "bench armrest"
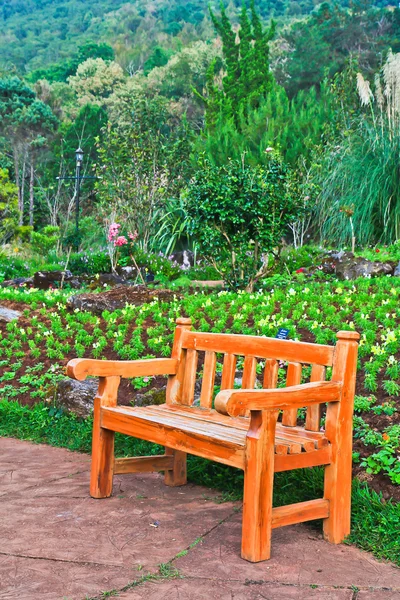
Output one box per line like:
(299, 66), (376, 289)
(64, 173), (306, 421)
(66, 358), (178, 381)
(215, 381), (342, 417)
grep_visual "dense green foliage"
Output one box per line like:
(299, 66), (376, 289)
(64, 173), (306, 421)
(185, 154), (301, 290)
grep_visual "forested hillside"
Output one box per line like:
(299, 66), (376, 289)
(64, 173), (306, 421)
(0, 0), (393, 75)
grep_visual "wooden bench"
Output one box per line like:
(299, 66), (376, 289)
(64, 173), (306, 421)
(67, 318), (359, 563)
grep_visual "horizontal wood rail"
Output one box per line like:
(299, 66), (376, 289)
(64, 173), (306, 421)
(67, 358), (178, 381)
(182, 331), (335, 366)
(114, 455), (174, 474)
(272, 499), (330, 529)
(215, 381), (342, 417)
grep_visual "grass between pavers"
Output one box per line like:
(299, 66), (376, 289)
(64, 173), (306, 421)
(0, 398), (399, 567)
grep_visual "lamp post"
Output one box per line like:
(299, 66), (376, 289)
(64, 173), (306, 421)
(75, 147), (84, 243)
(55, 148), (96, 251)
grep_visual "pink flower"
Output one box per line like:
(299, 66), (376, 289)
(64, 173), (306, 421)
(128, 231), (138, 241)
(114, 236), (128, 247)
(108, 222), (121, 241)
(265, 147), (274, 153)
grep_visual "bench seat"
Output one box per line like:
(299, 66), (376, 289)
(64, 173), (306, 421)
(103, 404), (332, 473)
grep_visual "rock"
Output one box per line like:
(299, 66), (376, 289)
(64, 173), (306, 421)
(0, 306), (22, 322)
(319, 251), (393, 280)
(67, 285), (179, 314)
(169, 250), (195, 269)
(133, 386), (167, 407)
(0, 277), (33, 288)
(394, 261), (400, 277)
(33, 270), (74, 290)
(56, 377), (99, 418)
(97, 273), (127, 287)
(118, 266), (137, 279)
(335, 256), (393, 280)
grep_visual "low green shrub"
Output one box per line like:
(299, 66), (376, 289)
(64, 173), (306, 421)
(68, 251), (111, 275)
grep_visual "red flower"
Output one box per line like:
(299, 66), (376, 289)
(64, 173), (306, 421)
(375, 249), (380, 253)
(296, 268), (305, 273)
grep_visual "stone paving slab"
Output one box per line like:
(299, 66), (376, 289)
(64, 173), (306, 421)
(173, 511), (400, 591)
(117, 578), (355, 600)
(0, 437), (399, 600)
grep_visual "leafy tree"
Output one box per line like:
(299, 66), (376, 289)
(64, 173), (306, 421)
(95, 94), (192, 251)
(0, 77), (58, 224)
(185, 153), (301, 291)
(0, 168), (19, 244)
(203, 0), (275, 130)
(68, 58), (125, 106)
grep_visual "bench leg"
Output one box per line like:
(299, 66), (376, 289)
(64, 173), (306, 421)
(90, 376), (120, 499)
(241, 410), (277, 562)
(323, 441), (352, 543)
(164, 447), (187, 487)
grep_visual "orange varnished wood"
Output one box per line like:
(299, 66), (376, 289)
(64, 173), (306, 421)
(263, 358), (278, 389)
(101, 406), (246, 469)
(306, 364), (326, 431)
(242, 409), (278, 561)
(166, 318), (192, 404)
(182, 331), (334, 366)
(114, 455), (174, 474)
(164, 447), (187, 487)
(323, 331), (359, 544)
(67, 321), (359, 563)
(90, 376), (120, 499)
(215, 381), (342, 417)
(274, 446), (332, 472)
(282, 362), (302, 427)
(242, 356), (257, 388)
(221, 353), (237, 390)
(272, 499), (329, 529)
(200, 351), (217, 408)
(67, 358), (178, 381)
(181, 348), (198, 406)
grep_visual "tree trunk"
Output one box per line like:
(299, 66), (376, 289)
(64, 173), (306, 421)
(29, 160), (35, 227)
(19, 153), (27, 226)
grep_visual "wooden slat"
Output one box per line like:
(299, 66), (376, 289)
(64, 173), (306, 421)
(221, 353), (237, 390)
(166, 318), (192, 404)
(101, 407), (245, 469)
(274, 445), (331, 472)
(114, 455), (173, 474)
(200, 351), (217, 409)
(182, 331), (334, 366)
(263, 359), (278, 389)
(67, 358), (178, 381)
(181, 348), (198, 406)
(272, 499), (329, 529)
(162, 405), (329, 449)
(282, 362), (302, 427)
(305, 364), (326, 431)
(242, 356), (257, 388)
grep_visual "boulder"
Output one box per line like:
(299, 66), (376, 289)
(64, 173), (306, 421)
(56, 377), (99, 418)
(334, 256), (393, 280)
(0, 277), (33, 288)
(133, 386), (166, 407)
(169, 250), (195, 269)
(68, 285), (178, 314)
(33, 270), (74, 289)
(0, 306), (22, 322)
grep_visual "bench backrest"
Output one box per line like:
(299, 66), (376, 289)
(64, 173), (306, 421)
(166, 318), (350, 432)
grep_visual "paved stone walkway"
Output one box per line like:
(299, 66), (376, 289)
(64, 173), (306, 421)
(0, 437), (399, 600)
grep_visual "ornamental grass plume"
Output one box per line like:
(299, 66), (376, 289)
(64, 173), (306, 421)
(357, 73), (373, 106)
